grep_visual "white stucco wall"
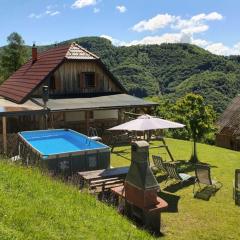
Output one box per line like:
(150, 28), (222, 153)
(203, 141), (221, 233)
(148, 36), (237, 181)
(65, 109), (118, 122)
(65, 111), (85, 122)
(94, 110), (118, 119)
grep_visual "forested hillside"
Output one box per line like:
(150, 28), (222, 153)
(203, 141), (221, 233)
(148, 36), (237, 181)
(1, 36), (240, 113)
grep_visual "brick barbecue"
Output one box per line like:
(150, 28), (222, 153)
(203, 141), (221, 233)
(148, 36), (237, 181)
(111, 141), (168, 235)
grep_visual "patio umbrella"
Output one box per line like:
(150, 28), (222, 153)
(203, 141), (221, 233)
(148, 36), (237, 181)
(108, 114), (185, 131)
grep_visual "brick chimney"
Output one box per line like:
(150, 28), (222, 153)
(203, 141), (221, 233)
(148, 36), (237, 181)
(32, 43), (37, 64)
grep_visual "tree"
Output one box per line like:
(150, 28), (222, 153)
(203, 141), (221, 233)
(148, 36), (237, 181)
(172, 93), (216, 163)
(0, 32), (28, 80)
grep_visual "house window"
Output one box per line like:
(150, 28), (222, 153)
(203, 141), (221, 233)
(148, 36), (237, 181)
(84, 72), (95, 88)
(50, 75), (56, 90)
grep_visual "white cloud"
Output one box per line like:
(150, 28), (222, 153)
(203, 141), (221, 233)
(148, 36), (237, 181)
(100, 33), (191, 46)
(50, 11), (60, 16)
(132, 12), (223, 34)
(29, 13), (42, 19)
(126, 33), (185, 46)
(116, 5), (127, 13)
(100, 33), (240, 56)
(191, 12), (223, 22)
(233, 42), (240, 53)
(100, 34), (127, 46)
(192, 39), (209, 47)
(174, 12), (223, 35)
(100, 35), (113, 41)
(29, 8), (60, 19)
(132, 14), (176, 32)
(100, 12), (239, 56)
(72, 0), (96, 9)
(206, 42), (240, 56)
(93, 7), (100, 13)
(181, 24), (209, 34)
(206, 43), (231, 55)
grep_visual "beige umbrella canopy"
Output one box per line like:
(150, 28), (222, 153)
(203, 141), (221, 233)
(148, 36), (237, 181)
(108, 114), (185, 131)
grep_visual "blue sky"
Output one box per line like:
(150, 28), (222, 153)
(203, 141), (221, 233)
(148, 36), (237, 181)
(0, 0), (240, 55)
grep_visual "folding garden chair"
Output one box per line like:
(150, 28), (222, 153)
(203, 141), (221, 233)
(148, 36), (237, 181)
(152, 155), (167, 173)
(164, 162), (193, 185)
(193, 164), (223, 194)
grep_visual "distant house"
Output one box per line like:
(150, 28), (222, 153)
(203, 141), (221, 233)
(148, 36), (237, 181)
(0, 43), (157, 154)
(216, 95), (240, 150)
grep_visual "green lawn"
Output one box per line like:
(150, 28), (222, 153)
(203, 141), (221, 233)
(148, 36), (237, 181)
(111, 138), (240, 240)
(0, 138), (239, 240)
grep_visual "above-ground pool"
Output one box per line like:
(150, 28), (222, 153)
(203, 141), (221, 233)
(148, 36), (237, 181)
(18, 129), (110, 175)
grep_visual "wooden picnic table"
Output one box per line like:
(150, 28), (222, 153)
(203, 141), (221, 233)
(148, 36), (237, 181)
(78, 166), (129, 181)
(78, 166), (129, 192)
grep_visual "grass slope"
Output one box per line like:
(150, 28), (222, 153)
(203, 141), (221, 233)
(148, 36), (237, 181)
(111, 138), (240, 240)
(0, 138), (239, 239)
(0, 162), (153, 240)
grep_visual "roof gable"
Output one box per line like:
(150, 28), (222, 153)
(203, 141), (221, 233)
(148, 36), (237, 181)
(0, 43), (124, 104)
(66, 43), (99, 60)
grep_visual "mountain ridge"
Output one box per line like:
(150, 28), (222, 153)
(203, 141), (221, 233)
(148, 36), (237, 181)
(1, 36), (240, 113)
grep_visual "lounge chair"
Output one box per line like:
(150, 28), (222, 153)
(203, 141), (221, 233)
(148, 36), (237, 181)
(193, 164), (222, 194)
(233, 169), (240, 206)
(152, 155), (167, 173)
(163, 162), (193, 184)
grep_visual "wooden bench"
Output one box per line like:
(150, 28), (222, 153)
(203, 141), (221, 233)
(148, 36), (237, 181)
(77, 167), (129, 193)
(78, 167), (128, 186)
(89, 177), (124, 193)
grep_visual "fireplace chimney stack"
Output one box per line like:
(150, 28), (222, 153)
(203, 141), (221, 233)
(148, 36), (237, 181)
(32, 43), (37, 64)
(110, 141), (168, 235)
(123, 141), (168, 235)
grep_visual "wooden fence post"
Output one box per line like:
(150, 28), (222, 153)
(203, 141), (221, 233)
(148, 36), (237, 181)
(85, 111), (90, 134)
(2, 116), (7, 154)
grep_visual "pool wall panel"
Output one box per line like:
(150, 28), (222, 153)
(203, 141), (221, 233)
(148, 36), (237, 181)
(45, 152), (110, 175)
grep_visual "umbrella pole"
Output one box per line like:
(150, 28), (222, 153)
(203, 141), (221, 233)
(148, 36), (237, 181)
(161, 138), (175, 162)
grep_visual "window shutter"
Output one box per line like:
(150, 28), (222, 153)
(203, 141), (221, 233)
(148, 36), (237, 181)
(50, 75), (56, 90)
(55, 77), (61, 90)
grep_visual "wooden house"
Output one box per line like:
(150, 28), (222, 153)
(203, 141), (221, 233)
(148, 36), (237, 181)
(216, 95), (240, 150)
(0, 43), (157, 154)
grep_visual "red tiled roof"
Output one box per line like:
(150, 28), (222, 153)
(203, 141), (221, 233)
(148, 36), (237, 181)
(0, 42), (113, 103)
(0, 42), (126, 104)
(0, 44), (71, 103)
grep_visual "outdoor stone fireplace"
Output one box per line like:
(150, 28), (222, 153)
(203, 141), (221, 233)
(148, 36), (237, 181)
(111, 141), (168, 235)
